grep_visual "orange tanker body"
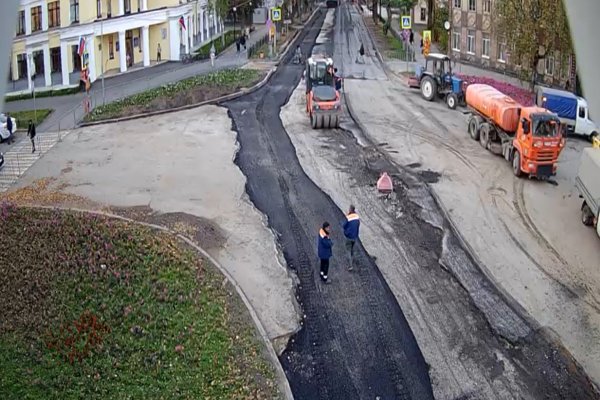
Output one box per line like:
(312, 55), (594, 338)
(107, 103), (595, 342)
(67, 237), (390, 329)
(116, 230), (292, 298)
(465, 84), (521, 133)
(464, 83), (565, 179)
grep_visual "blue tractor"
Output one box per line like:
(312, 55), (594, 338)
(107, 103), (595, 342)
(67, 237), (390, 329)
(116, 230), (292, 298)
(408, 53), (465, 109)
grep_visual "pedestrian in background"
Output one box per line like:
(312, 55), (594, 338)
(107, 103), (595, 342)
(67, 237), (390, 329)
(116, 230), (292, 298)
(5, 113), (13, 144)
(342, 205), (360, 271)
(240, 33), (247, 50)
(318, 222), (333, 284)
(236, 37), (241, 54)
(157, 43), (162, 62)
(27, 120), (36, 153)
(409, 29), (414, 46)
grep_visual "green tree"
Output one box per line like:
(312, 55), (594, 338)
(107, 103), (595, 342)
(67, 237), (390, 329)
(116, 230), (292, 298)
(432, 5), (448, 52)
(494, 0), (572, 88)
(381, 0), (417, 35)
(210, 0), (231, 46)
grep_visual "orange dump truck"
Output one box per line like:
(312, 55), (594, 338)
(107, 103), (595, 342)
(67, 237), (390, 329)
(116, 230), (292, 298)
(465, 84), (565, 178)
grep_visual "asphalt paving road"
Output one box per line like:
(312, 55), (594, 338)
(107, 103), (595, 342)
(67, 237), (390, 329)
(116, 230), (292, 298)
(225, 8), (434, 400)
(227, 1), (598, 399)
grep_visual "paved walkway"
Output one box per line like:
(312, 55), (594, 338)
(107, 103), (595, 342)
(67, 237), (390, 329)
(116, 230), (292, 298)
(0, 25), (268, 193)
(4, 24), (268, 133)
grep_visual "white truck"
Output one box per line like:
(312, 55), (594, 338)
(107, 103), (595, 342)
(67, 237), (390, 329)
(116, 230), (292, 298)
(536, 87), (599, 141)
(576, 147), (600, 238)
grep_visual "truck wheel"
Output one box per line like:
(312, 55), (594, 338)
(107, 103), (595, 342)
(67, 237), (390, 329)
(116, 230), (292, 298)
(479, 124), (490, 149)
(582, 202), (595, 226)
(512, 150), (523, 177)
(446, 93), (458, 110)
(468, 116), (480, 141)
(591, 131), (598, 143)
(420, 76), (437, 102)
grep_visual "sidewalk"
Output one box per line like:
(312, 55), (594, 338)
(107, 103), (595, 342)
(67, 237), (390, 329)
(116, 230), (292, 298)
(4, 24), (269, 133)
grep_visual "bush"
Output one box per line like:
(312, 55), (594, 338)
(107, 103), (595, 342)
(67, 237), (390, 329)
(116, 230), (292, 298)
(194, 29), (242, 60)
(5, 87), (80, 102)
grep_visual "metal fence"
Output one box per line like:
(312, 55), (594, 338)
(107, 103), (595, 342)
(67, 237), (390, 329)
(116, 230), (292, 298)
(247, 33), (270, 59)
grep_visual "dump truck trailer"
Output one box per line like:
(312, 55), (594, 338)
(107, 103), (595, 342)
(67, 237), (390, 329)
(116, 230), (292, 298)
(466, 84), (565, 178)
(576, 148), (600, 237)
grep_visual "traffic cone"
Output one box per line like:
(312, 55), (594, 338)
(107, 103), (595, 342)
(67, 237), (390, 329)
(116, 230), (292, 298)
(377, 172), (393, 193)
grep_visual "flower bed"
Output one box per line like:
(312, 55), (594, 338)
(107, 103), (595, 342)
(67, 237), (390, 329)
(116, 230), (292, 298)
(0, 204), (277, 399)
(85, 68), (262, 121)
(458, 75), (535, 106)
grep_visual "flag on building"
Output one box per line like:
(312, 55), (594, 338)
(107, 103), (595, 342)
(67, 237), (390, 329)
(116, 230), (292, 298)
(78, 36), (86, 57)
(179, 16), (186, 30)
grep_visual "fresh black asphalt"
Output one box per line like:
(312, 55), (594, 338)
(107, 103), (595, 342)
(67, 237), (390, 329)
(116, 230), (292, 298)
(225, 9), (434, 400)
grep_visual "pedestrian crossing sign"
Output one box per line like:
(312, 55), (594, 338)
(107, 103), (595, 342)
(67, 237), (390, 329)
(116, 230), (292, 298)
(271, 7), (282, 22)
(401, 15), (411, 29)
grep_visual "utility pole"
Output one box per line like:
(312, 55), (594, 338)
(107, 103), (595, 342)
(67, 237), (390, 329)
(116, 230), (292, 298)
(101, 17), (105, 105)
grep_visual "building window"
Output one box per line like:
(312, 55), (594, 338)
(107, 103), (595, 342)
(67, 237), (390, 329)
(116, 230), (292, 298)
(545, 56), (555, 76)
(17, 53), (27, 79)
(97, 0), (102, 18)
(579, 106), (586, 119)
(483, 0), (491, 13)
(124, 0), (131, 14)
(468, 0), (476, 11)
(31, 6), (42, 32)
(420, 7), (426, 22)
(109, 35), (114, 59)
(16, 10), (25, 35)
(50, 47), (61, 72)
(498, 41), (507, 62)
(482, 33), (490, 58)
(107, 0), (112, 17)
(70, 0), (79, 23)
(467, 30), (475, 54)
(454, 0), (461, 8)
(48, 1), (60, 28)
(452, 31), (461, 51)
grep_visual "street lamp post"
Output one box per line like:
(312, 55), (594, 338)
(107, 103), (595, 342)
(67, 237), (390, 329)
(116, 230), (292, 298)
(101, 18), (105, 105)
(27, 53), (37, 123)
(233, 6), (237, 40)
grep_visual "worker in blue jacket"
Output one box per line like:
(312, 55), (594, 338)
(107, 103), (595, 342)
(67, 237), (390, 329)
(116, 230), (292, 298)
(318, 222), (333, 284)
(342, 205), (360, 271)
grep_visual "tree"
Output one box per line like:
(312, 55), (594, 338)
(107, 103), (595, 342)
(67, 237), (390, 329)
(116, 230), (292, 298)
(210, 0), (231, 46)
(381, 0), (416, 33)
(494, 0), (572, 89)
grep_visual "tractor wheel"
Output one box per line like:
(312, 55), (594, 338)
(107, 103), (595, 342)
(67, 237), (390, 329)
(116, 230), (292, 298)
(512, 150), (523, 177)
(446, 93), (458, 110)
(468, 115), (480, 141)
(479, 123), (490, 149)
(311, 113), (318, 129)
(420, 76), (437, 102)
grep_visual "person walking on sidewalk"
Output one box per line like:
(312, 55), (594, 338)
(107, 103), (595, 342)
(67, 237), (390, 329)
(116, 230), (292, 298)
(27, 120), (36, 153)
(343, 205), (360, 271)
(318, 222), (333, 284)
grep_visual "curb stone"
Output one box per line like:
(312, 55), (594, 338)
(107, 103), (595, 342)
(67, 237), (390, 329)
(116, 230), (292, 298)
(22, 205), (295, 400)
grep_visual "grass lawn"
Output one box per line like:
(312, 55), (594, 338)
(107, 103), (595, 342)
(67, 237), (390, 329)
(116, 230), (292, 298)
(8, 109), (53, 128)
(85, 68), (263, 121)
(0, 204), (279, 399)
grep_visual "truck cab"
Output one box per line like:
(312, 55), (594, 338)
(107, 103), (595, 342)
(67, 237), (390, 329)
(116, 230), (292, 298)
(511, 107), (565, 178)
(574, 98), (599, 140)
